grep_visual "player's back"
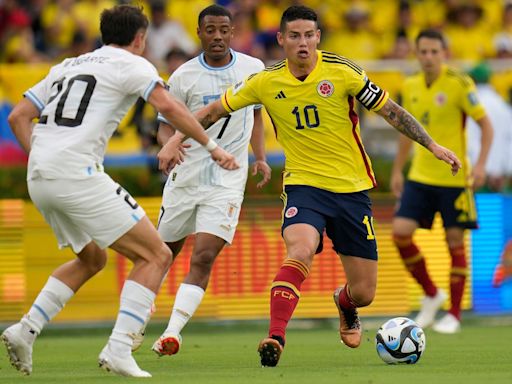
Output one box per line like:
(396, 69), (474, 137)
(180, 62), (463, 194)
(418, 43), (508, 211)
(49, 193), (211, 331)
(27, 45), (160, 180)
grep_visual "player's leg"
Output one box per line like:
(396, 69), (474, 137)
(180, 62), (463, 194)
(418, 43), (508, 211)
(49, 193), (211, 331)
(154, 234), (226, 356)
(99, 216), (172, 377)
(493, 240), (512, 287)
(432, 187), (476, 334)
(335, 255), (377, 348)
(392, 181), (445, 328)
(431, 227), (465, 334)
(259, 186), (325, 367)
(258, 223), (317, 367)
(2, 242), (106, 375)
(154, 186), (239, 356)
(328, 190), (378, 348)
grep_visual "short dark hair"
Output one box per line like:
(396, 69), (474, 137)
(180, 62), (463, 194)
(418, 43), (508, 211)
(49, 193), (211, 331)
(280, 5), (318, 32)
(198, 4), (232, 27)
(100, 5), (149, 46)
(415, 28), (447, 49)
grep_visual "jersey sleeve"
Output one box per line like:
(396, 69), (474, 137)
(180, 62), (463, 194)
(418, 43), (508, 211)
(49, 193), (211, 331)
(460, 76), (487, 121)
(121, 57), (165, 102)
(346, 69), (389, 111)
(157, 71), (184, 125)
(221, 72), (262, 113)
(23, 62), (65, 113)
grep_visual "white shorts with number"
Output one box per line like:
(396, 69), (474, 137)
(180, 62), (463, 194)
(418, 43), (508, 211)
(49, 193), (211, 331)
(28, 173), (146, 253)
(157, 185), (244, 244)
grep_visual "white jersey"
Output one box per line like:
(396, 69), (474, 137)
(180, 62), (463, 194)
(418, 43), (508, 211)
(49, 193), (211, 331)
(25, 45), (164, 180)
(158, 49), (264, 190)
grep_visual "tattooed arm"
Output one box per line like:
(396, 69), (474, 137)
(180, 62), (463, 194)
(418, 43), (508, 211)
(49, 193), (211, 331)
(195, 99), (230, 129)
(376, 98), (462, 175)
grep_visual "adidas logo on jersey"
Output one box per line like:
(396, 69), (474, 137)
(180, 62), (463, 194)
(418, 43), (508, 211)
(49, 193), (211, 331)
(275, 91), (286, 99)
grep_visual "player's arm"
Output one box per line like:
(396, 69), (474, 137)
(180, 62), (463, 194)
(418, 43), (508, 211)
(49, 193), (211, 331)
(376, 98), (462, 175)
(148, 84), (238, 172)
(8, 97), (40, 153)
(250, 108), (271, 188)
(157, 122), (176, 147)
(472, 115), (493, 189)
(195, 99), (230, 129)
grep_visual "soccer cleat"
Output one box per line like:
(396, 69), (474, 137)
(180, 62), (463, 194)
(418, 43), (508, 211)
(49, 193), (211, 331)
(131, 303), (156, 352)
(1, 322), (36, 375)
(333, 287), (362, 348)
(432, 313), (461, 334)
(98, 344), (151, 377)
(414, 289), (447, 328)
(258, 336), (284, 367)
(151, 333), (182, 356)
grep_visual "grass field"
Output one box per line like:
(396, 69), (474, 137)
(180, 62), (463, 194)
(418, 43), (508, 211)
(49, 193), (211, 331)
(1, 317), (511, 384)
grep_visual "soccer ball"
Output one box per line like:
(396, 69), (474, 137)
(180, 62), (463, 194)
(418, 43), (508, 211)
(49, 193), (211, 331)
(375, 317), (426, 364)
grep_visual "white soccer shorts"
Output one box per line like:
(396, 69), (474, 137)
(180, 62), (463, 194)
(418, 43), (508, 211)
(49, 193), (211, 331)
(157, 185), (244, 244)
(28, 173), (146, 253)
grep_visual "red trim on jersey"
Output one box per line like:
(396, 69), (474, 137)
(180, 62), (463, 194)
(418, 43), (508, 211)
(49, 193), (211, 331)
(348, 96), (377, 187)
(223, 93), (234, 112)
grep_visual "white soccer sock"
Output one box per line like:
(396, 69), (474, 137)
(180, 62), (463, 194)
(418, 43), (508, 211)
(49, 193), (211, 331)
(21, 276), (74, 334)
(165, 283), (205, 335)
(109, 280), (156, 356)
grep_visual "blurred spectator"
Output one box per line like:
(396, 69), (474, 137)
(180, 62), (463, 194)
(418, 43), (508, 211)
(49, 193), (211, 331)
(321, 4), (382, 60)
(145, 0), (197, 69)
(467, 62), (512, 192)
(383, 1), (417, 60)
(230, 10), (258, 56)
(40, 0), (86, 59)
(493, 2), (512, 59)
(444, 2), (495, 62)
(163, 48), (191, 78)
(2, 7), (46, 63)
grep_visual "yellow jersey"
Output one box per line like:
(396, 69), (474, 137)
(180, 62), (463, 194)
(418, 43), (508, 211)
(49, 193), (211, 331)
(221, 50), (389, 193)
(402, 64), (486, 187)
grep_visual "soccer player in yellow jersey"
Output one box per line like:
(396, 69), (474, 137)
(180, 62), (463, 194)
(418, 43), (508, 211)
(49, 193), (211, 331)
(391, 29), (493, 334)
(158, 6), (462, 367)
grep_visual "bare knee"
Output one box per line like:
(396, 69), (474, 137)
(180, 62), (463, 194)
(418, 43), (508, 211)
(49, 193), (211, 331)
(155, 242), (173, 271)
(190, 248), (217, 275)
(78, 246), (107, 275)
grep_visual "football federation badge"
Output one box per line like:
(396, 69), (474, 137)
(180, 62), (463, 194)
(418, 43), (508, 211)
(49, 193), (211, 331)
(285, 206), (298, 218)
(435, 92), (447, 106)
(317, 80), (334, 97)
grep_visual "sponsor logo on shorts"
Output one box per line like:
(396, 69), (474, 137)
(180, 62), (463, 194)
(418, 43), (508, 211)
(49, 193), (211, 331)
(285, 206), (298, 218)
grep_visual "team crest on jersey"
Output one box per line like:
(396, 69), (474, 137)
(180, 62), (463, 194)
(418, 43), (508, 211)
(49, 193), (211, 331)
(435, 92), (447, 106)
(285, 206), (298, 218)
(317, 80), (334, 97)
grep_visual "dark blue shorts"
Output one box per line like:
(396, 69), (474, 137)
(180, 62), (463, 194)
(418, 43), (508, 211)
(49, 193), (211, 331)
(281, 185), (378, 260)
(395, 180), (478, 229)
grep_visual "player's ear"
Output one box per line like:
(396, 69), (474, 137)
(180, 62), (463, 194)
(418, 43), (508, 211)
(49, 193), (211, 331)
(277, 31), (284, 47)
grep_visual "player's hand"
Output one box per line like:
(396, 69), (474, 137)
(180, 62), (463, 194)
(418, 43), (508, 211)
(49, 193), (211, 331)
(157, 137), (191, 175)
(390, 171), (404, 198)
(209, 146), (239, 170)
(471, 163), (486, 190)
(251, 160), (271, 188)
(428, 142), (462, 175)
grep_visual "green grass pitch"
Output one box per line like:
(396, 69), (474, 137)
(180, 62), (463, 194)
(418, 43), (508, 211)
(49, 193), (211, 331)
(1, 318), (511, 384)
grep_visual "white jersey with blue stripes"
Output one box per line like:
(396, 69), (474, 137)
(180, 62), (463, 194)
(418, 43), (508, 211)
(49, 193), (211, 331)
(158, 49), (264, 190)
(25, 45), (163, 180)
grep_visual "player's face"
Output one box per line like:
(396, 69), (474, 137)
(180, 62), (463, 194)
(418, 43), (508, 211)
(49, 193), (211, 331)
(415, 37), (446, 75)
(277, 19), (320, 66)
(198, 15), (233, 62)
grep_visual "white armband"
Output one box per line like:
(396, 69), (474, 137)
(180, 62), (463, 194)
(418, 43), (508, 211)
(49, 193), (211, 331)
(204, 138), (218, 152)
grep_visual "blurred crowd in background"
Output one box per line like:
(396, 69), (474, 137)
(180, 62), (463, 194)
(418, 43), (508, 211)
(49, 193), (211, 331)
(3, 0), (512, 68)
(2, 0), (512, 194)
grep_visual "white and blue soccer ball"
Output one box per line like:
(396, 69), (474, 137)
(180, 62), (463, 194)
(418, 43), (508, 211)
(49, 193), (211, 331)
(375, 317), (426, 364)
